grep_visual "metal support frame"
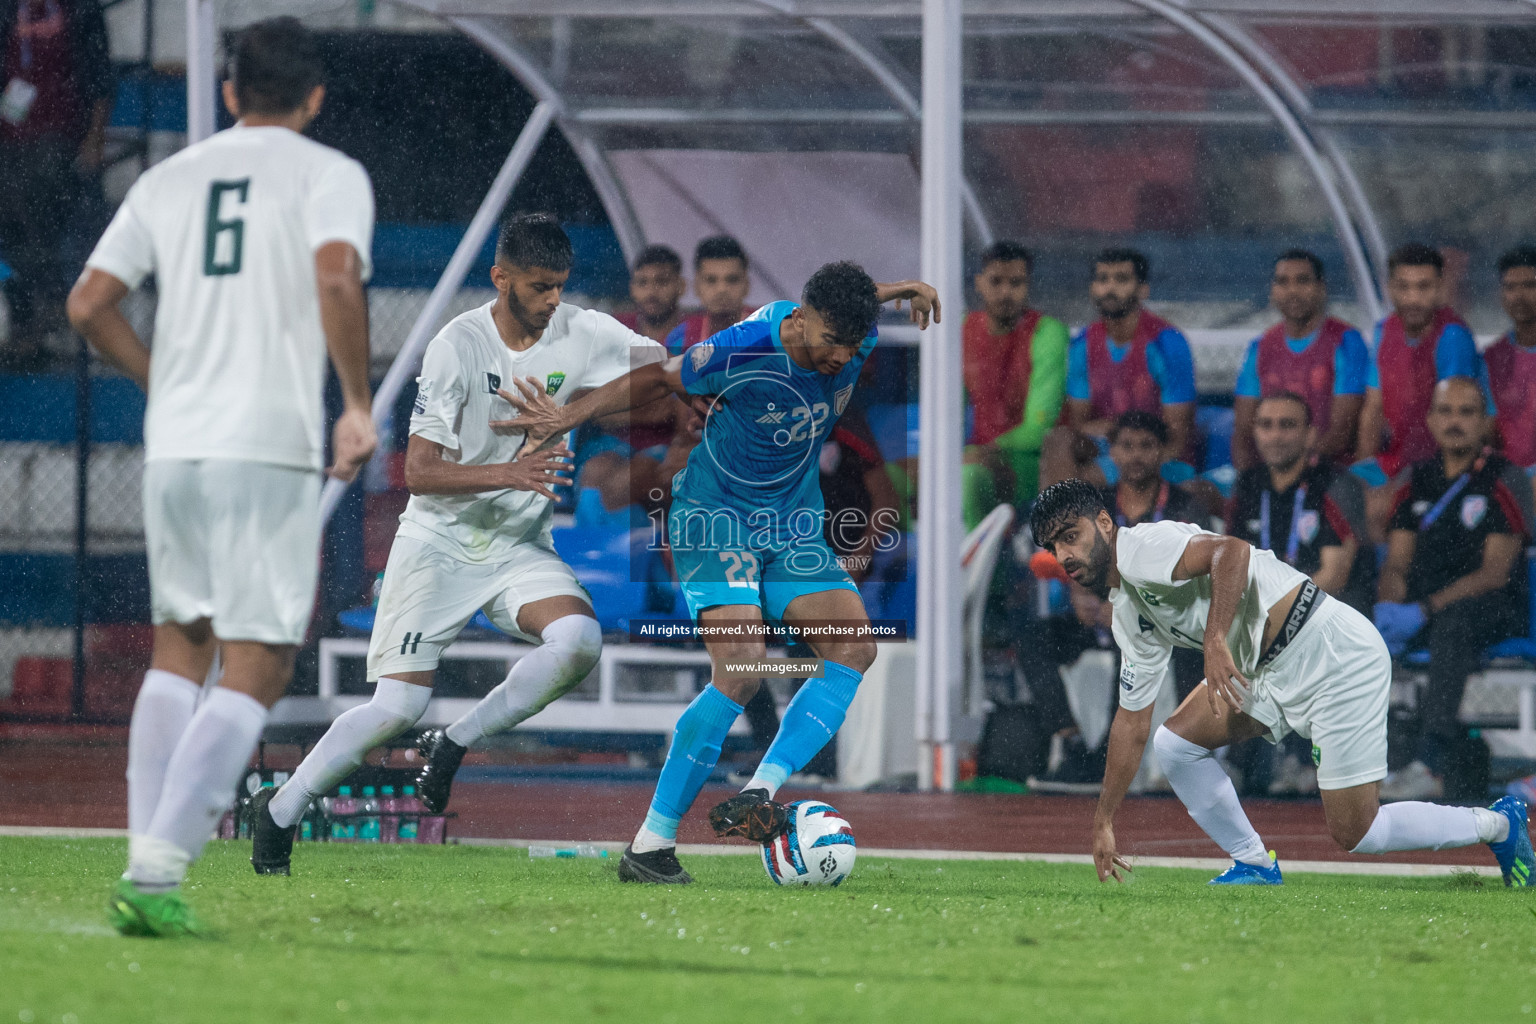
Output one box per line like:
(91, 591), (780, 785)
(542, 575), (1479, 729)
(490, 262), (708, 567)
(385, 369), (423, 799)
(185, 0), (215, 143)
(318, 101), (556, 523)
(1125, 0), (1385, 324)
(796, 16), (995, 246)
(452, 17), (648, 263)
(1201, 13), (1390, 302)
(917, 0), (965, 793)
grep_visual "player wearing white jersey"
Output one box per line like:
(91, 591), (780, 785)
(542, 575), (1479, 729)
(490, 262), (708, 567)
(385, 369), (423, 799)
(252, 215), (666, 874)
(1029, 479), (1533, 887)
(67, 19), (380, 935)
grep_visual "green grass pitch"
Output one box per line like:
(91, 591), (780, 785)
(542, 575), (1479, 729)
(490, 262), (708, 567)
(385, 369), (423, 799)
(2, 836), (1533, 1024)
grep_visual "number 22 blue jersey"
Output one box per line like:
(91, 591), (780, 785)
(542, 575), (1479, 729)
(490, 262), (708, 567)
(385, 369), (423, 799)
(673, 300), (877, 525)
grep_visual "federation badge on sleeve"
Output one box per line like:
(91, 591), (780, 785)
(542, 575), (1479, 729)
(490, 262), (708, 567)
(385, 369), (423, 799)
(413, 378), (433, 414)
(833, 384), (854, 416)
(1295, 510), (1319, 544)
(690, 343), (714, 371)
(1460, 494), (1487, 529)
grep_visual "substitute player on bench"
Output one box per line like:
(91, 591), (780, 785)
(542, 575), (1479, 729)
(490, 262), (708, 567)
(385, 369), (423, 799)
(67, 18), (378, 934)
(250, 215), (662, 875)
(1029, 478), (1533, 888)
(504, 262), (937, 884)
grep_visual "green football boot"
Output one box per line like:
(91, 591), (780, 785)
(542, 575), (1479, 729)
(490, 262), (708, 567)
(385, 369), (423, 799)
(107, 877), (203, 938)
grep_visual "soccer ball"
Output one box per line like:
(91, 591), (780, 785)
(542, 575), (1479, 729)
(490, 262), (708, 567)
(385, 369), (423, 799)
(761, 800), (856, 887)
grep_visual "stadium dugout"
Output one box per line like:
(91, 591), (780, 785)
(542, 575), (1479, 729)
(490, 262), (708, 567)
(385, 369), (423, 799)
(164, 0), (1536, 789)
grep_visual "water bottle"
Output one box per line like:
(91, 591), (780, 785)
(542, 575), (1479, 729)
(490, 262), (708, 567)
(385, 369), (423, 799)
(528, 844), (609, 859)
(359, 786), (381, 842)
(397, 785), (420, 842)
(379, 785), (399, 842)
(329, 786), (357, 842)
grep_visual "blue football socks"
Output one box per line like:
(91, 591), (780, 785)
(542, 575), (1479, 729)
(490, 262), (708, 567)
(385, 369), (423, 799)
(750, 661), (862, 796)
(640, 685), (744, 843)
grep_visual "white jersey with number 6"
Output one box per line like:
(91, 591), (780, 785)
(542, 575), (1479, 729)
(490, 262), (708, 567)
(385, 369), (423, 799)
(1109, 520), (1308, 712)
(85, 124), (375, 471)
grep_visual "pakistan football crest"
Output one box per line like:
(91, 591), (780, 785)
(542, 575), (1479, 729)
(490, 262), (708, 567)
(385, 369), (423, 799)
(1460, 494), (1487, 529)
(545, 372), (566, 396)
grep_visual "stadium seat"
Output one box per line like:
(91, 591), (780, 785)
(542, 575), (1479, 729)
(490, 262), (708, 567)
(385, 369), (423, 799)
(962, 505), (1015, 714)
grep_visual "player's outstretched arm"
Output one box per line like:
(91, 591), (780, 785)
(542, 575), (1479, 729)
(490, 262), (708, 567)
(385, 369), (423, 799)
(494, 357), (686, 452)
(1173, 534), (1252, 714)
(67, 269), (149, 389)
(403, 434), (573, 501)
(316, 241), (376, 483)
(1093, 704), (1154, 882)
(875, 280), (941, 329)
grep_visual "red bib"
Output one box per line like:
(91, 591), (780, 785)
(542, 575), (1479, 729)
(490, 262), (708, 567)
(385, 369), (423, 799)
(1376, 306), (1466, 477)
(675, 308), (753, 352)
(1485, 334), (1536, 469)
(1085, 310), (1170, 421)
(963, 309), (1041, 446)
(1256, 318), (1349, 435)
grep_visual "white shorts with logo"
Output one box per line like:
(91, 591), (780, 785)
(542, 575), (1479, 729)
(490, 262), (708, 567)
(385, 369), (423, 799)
(366, 534), (592, 681)
(143, 458), (321, 645)
(1242, 597), (1390, 791)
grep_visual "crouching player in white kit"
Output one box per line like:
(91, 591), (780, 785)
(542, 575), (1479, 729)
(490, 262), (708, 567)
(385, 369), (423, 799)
(1029, 479), (1534, 887)
(250, 214), (666, 874)
(67, 19), (379, 934)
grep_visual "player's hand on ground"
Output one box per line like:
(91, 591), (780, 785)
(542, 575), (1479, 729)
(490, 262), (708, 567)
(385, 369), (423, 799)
(1093, 821), (1131, 882)
(500, 444), (573, 500)
(492, 377), (567, 450)
(327, 406), (377, 483)
(1203, 639), (1250, 714)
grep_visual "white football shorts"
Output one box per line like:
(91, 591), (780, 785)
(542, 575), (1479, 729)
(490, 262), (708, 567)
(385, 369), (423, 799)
(366, 534), (592, 681)
(143, 458), (321, 645)
(1243, 597), (1390, 791)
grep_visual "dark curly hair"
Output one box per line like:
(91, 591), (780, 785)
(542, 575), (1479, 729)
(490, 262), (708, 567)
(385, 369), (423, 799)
(496, 212), (573, 273)
(1030, 478), (1110, 549)
(802, 261), (880, 346)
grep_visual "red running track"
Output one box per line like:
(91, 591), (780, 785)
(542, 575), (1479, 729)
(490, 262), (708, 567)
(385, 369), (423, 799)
(0, 730), (1490, 867)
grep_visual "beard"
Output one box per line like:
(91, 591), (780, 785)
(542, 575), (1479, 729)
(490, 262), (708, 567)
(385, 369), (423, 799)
(1066, 527), (1115, 598)
(1094, 294), (1138, 321)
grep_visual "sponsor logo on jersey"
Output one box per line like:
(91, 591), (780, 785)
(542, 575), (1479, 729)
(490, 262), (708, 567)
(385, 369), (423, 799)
(833, 383), (854, 416)
(1460, 494), (1487, 529)
(756, 409), (787, 424)
(1295, 509), (1319, 544)
(414, 378), (433, 414)
(1137, 614), (1154, 634)
(545, 371), (566, 396)
(690, 343), (714, 372)
(485, 372), (502, 395)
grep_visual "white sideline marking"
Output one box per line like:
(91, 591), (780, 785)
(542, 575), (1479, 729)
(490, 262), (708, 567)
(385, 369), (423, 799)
(0, 827), (1502, 878)
(454, 837), (1504, 878)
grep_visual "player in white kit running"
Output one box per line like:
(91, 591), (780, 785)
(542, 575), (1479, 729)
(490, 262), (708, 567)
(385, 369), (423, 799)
(250, 214), (667, 874)
(1029, 479), (1534, 887)
(67, 18), (379, 934)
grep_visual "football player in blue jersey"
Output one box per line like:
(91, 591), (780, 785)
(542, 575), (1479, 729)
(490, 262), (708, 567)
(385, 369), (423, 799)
(500, 261), (938, 882)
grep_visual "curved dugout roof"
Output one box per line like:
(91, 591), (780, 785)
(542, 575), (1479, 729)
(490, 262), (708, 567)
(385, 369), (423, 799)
(392, 0), (1536, 327)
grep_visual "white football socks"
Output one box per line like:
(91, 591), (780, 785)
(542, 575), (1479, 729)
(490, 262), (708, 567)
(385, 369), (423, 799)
(1351, 802), (1506, 854)
(743, 771), (783, 799)
(1153, 726), (1271, 867)
(631, 825), (674, 855)
(131, 687), (267, 890)
(125, 669), (201, 836)
(445, 615), (602, 748)
(269, 677), (432, 829)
